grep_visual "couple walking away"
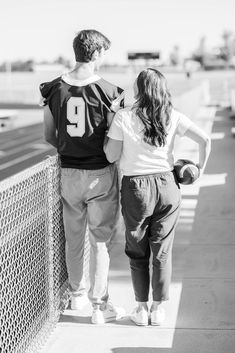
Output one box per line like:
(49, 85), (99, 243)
(40, 29), (211, 326)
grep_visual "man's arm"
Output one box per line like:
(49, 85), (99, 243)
(43, 105), (58, 148)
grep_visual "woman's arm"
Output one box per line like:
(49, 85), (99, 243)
(184, 123), (211, 174)
(104, 138), (123, 163)
(104, 109), (124, 163)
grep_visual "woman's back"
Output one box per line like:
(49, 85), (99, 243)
(105, 67), (210, 178)
(108, 106), (192, 176)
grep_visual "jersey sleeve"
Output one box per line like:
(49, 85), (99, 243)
(176, 111), (192, 136)
(95, 80), (124, 113)
(39, 78), (60, 107)
(107, 110), (124, 141)
(110, 90), (125, 112)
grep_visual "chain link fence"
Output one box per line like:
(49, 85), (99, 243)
(0, 156), (89, 353)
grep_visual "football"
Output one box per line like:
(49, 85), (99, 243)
(174, 159), (200, 185)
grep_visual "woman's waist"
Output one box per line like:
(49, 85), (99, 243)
(120, 160), (174, 176)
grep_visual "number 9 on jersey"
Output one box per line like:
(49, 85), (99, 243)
(67, 97), (85, 137)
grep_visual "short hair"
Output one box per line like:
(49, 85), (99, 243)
(73, 29), (111, 63)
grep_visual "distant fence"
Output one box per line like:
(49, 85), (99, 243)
(0, 156), (89, 353)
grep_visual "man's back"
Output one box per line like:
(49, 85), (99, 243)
(40, 74), (124, 169)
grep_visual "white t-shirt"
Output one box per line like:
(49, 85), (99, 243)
(107, 107), (192, 176)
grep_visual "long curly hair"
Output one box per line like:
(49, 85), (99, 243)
(133, 68), (172, 147)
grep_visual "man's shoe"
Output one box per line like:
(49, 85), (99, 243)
(91, 307), (105, 324)
(91, 302), (126, 324)
(150, 307), (166, 325)
(70, 294), (89, 310)
(130, 307), (148, 326)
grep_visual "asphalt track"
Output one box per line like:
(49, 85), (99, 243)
(0, 123), (55, 182)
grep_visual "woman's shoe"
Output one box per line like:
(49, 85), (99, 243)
(150, 307), (166, 325)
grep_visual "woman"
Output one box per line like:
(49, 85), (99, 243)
(104, 68), (211, 326)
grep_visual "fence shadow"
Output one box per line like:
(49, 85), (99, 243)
(112, 348), (170, 353)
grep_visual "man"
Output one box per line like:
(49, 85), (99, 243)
(40, 29), (125, 324)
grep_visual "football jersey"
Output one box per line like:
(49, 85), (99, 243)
(40, 74), (124, 169)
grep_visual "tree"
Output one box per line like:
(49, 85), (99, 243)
(169, 45), (181, 66)
(220, 30), (235, 64)
(54, 55), (71, 68)
(192, 36), (207, 66)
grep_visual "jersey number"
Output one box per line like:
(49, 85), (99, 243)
(67, 97), (85, 137)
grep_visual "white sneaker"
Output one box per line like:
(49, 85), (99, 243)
(150, 307), (166, 325)
(70, 294), (89, 310)
(91, 302), (126, 324)
(130, 307), (149, 326)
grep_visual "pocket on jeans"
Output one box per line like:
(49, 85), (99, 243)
(158, 173), (173, 187)
(127, 177), (147, 191)
(159, 178), (181, 208)
(121, 183), (149, 216)
(130, 187), (147, 199)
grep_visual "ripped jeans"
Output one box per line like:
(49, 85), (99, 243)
(121, 171), (181, 302)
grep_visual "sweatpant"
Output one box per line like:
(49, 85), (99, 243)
(121, 171), (181, 302)
(61, 164), (119, 305)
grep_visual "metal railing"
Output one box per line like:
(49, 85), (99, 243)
(0, 156), (84, 353)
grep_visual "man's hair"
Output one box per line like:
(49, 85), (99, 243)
(133, 68), (172, 147)
(73, 30), (111, 63)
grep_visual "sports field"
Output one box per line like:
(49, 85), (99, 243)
(1, 69), (235, 106)
(0, 69), (235, 181)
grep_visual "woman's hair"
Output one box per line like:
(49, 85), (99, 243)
(133, 68), (172, 147)
(73, 30), (111, 63)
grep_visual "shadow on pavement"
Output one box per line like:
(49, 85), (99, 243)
(167, 107), (235, 351)
(60, 314), (136, 326)
(112, 348), (170, 353)
(59, 315), (91, 324)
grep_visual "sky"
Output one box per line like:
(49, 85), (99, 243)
(1, 0), (235, 64)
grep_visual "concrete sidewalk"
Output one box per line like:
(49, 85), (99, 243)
(41, 106), (235, 353)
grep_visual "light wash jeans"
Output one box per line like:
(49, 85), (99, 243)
(61, 164), (119, 305)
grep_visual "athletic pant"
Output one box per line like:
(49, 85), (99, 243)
(61, 164), (119, 305)
(121, 171), (181, 302)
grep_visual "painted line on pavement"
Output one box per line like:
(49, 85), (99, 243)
(0, 131), (42, 150)
(0, 146), (53, 171)
(0, 139), (47, 158)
